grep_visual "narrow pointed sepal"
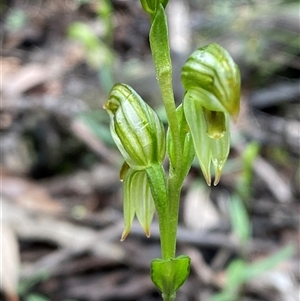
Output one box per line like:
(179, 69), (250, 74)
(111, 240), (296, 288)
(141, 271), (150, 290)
(183, 92), (212, 186)
(121, 168), (155, 240)
(210, 115), (230, 186)
(121, 168), (137, 241)
(134, 170), (155, 237)
(120, 229), (130, 242)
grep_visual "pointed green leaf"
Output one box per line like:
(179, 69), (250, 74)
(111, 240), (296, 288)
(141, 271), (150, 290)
(229, 195), (251, 244)
(226, 259), (247, 289)
(150, 5), (172, 83)
(244, 245), (294, 281)
(213, 245), (294, 301)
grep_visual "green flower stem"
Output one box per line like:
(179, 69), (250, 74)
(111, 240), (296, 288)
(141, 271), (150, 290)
(146, 164), (173, 259)
(149, 4), (183, 262)
(149, 5), (182, 168)
(166, 171), (181, 257)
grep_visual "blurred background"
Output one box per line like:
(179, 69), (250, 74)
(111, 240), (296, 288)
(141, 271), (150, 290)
(1, 0), (299, 300)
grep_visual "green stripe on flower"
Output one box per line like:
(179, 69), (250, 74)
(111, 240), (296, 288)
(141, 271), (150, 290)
(104, 83), (166, 169)
(181, 43), (240, 118)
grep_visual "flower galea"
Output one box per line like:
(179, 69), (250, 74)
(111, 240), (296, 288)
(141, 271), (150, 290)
(104, 83), (166, 170)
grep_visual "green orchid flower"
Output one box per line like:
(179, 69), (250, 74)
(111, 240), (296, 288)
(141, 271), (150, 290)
(181, 43), (241, 185)
(104, 83), (167, 240)
(104, 83), (166, 170)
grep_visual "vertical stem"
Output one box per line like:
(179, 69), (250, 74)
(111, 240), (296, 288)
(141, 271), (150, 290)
(149, 5), (182, 168)
(167, 169), (181, 256)
(149, 4), (183, 260)
(146, 164), (181, 260)
(146, 164), (173, 259)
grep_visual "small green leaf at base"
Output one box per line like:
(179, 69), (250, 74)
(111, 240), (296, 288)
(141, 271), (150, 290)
(151, 255), (191, 299)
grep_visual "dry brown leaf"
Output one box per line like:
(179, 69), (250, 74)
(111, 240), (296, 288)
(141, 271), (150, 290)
(2, 64), (52, 98)
(1, 169), (63, 214)
(1, 47), (84, 102)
